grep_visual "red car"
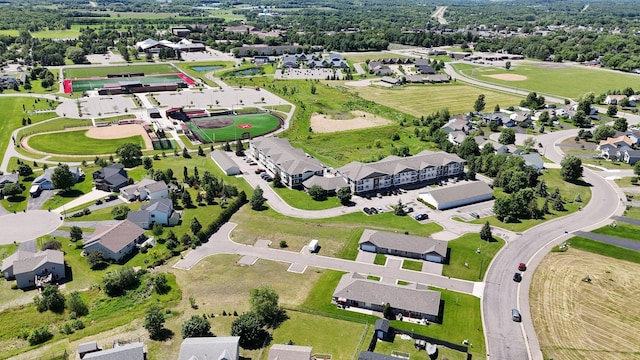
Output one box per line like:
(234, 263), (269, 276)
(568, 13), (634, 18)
(518, 263), (527, 271)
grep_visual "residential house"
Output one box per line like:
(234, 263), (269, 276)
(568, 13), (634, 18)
(519, 152), (545, 171)
(441, 116), (471, 134)
(328, 53), (348, 68)
(418, 181), (494, 210)
(83, 342), (147, 360)
(32, 166), (84, 191)
(93, 164), (130, 192)
(509, 111), (532, 128)
(358, 229), (447, 263)
(404, 74), (424, 83)
(336, 150), (465, 194)
(83, 220), (146, 263)
(380, 77), (401, 86)
(249, 138), (324, 188)
(1, 249), (65, 289)
(0, 173), (18, 189)
(369, 62), (393, 76)
(358, 351), (396, 360)
(0, 75), (18, 89)
(616, 146), (640, 165)
(597, 135), (634, 153)
(413, 58), (430, 67)
(308, 59), (330, 68)
(628, 95), (640, 106)
(447, 130), (467, 146)
(415, 64), (435, 74)
(127, 198), (181, 229)
(424, 74), (450, 83)
(120, 179), (168, 201)
(211, 150), (242, 176)
(268, 344), (312, 360)
(482, 112), (510, 126)
(625, 130), (640, 145)
(178, 337), (240, 360)
(333, 272), (442, 322)
(77, 341), (101, 359)
(604, 95), (627, 105)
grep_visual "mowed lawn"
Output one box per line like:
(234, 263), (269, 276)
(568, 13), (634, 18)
(27, 130), (143, 155)
(64, 64), (177, 79)
(453, 62), (640, 99)
(189, 113), (281, 142)
(353, 83), (523, 117)
(591, 222), (640, 241)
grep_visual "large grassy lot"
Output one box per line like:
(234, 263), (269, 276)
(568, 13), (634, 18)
(26, 130), (143, 155)
(63, 64), (177, 79)
(531, 246), (640, 360)
(352, 83), (523, 118)
(443, 234), (505, 281)
(452, 62), (640, 100)
(270, 186), (343, 210)
(0, 97), (60, 164)
(591, 222), (640, 241)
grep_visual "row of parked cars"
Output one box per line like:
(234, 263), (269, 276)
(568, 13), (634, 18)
(363, 207), (385, 215)
(95, 194), (117, 205)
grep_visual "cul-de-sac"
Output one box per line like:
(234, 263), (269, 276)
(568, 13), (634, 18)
(0, 1), (639, 359)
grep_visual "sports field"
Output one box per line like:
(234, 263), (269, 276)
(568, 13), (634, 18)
(26, 130), (144, 155)
(453, 62), (640, 99)
(352, 83), (523, 117)
(186, 113), (282, 142)
(63, 64), (177, 79)
(67, 74), (190, 93)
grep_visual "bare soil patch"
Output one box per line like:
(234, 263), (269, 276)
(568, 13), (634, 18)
(86, 124), (153, 150)
(310, 110), (393, 133)
(192, 117), (234, 129)
(484, 73), (527, 81)
(530, 249), (640, 359)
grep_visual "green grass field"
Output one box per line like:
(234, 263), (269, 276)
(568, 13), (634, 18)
(592, 222), (640, 242)
(69, 74), (185, 93)
(187, 113), (281, 142)
(344, 52), (413, 64)
(443, 234), (505, 281)
(452, 62), (640, 100)
(27, 130), (143, 155)
(63, 64), (177, 79)
(353, 83), (523, 118)
(271, 186), (342, 210)
(401, 259), (423, 271)
(569, 236), (640, 264)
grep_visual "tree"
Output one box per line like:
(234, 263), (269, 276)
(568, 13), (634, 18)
(337, 187), (352, 205)
(69, 226), (83, 242)
(310, 83), (316, 94)
(197, 146), (205, 156)
(190, 217), (202, 234)
(111, 205), (130, 220)
(2, 183), (22, 198)
(308, 184), (325, 201)
(182, 147), (191, 158)
(51, 164), (75, 191)
(143, 157), (153, 170)
(250, 285), (280, 324)
(457, 137), (480, 159)
(571, 110), (590, 128)
(87, 250), (106, 270)
(152, 222), (164, 236)
(538, 111), (550, 125)
(522, 137), (536, 152)
(634, 162), (640, 175)
(494, 104), (500, 112)
(181, 190), (193, 208)
(474, 94), (486, 113)
(181, 315), (212, 338)
(272, 171), (283, 188)
(498, 128), (516, 145)
(613, 117), (628, 132)
(65, 47), (87, 64)
(382, 303), (394, 319)
(607, 105), (618, 117)
(144, 305), (166, 340)
(235, 139), (244, 156)
(505, 61), (511, 70)
(249, 186), (266, 210)
(28, 325), (53, 346)
(593, 124), (616, 142)
(480, 221), (492, 241)
(152, 273), (170, 294)
(34, 285), (66, 313)
(560, 156), (583, 182)
(115, 143), (143, 167)
(553, 196), (565, 211)
(394, 199), (406, 216)
(17, 163), (33, 176)
(67, 291), (88, 317)
(231, 312), (267, 349)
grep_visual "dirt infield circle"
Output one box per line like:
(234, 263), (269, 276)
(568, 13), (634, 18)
(192, 118), (235, 129)
(86, 124), (153, 149)
(484, 73), (527, 81)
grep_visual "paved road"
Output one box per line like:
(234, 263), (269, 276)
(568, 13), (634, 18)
(174, 222), (480, 296)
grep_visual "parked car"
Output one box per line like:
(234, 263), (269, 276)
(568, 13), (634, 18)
(249, 162), (258, 166)
(363, 207), (371, 215)
(95, 199), (103, 205)
(414, 213), (428, 221)
(105, 194), (117, 202)
(370, 208), (378, 215)
(405, 207), (414, 213)
(470, 212), (480, 219)
(513, 272), (522, 282)
(518, 263), (527, 271)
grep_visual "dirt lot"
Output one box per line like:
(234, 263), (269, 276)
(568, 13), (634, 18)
(310, 110), (393, 133)
(484, 73), (527, 81)
(530, 248), (640, 360)
(86, 124), (153, 150)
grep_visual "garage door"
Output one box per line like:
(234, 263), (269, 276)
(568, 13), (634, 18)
(360, 244), (377, 253)
(426, 255), (441, 263)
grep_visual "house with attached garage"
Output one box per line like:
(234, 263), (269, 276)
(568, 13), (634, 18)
(120, 179), (168, 201)
(249, 138), (325, 189)
(615, 146), (640, 165)
(1, 249), (65, 289)
(336, 150), (465, 195)
(358, 229), (448, 263)
(178, 337), (240, 360)
(93, 164), (130, 192)
(0, 173), (18, 189)
(419, 181), (494, 210)
(127, 198), (181, 229)
(83, 220), (147, 263)
(604, 94), (627, 105)
(333, 272), (442, 322)
(32, 166), (84, 191)
(81, 341), (147, 360)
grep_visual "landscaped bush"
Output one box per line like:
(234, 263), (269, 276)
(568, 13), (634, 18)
(28, 325), (53, 346)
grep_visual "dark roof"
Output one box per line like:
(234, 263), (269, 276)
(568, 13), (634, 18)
(83, 342), (145, 360)
(358, 351), (396, 360)
(375, 319), (389, 332)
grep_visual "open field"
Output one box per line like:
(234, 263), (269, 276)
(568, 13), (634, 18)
(592, 222), (640, 241)
(569, 236), (640, 264)
(443, 234), (504, 281)
(530, 248), (640, 360)
(271, 186), (342, 210)
(63, 64), (177, 79)
(207, 8), (246, 21)
(310, 110), (393, 133)
(352, 83), (523, 118)
(453, 62), (640, 99)
(26, 129), (144, 155)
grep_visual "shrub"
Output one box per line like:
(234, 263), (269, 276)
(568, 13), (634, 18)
(28, 325), (53, 346)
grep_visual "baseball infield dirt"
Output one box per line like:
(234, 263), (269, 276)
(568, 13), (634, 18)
(310, 111), (392, 133)
(484, 73), (527, 81)
(86, 124), (153, 150)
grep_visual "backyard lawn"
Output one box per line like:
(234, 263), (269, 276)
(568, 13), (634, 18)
(443, 234), (505, 281)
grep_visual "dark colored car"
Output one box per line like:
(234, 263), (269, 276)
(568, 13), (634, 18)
(363, 207), (371, 215)
(513, 272), (522, 282)
(518, 263), (527, 271)
(105, 194), (117, 202)
(414, 213), (428, 221)
(95, 199), (103, 205)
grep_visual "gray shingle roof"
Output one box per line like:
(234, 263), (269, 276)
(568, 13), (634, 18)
(83, 342), (145, 360)
(421, 181), (493, 205)
(333, 273), (441, 317)
(141, 198), (173, 213)
(78, 341), (100, 354)
(0, 173), (18, 186)
(1, 250), (35, 272)
(83, 220), (145, 254)
(178, 337), (240, 360)
(252, 138), (323, 175)
(268, 344), (313, 360)
(211, 150), (240, 174)
(359, 229), (447, 258)
(358, 351), (395, 360)
(12, 250), (64, 275)
(301, 175), (348, 191)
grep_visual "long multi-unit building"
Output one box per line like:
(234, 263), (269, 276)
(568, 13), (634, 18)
(249, 138), (325, 188)
(336, 150), (465, 194)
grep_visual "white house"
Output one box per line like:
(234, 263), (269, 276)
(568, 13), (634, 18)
(178, 337), (240, 360)
(127, 198), (181, 229)
(604, 95), (627, 105)
(120, 179), (169, 201)
(83, 220), (146, 263)
(83, 342), (147, 360)
(249, 138), (324, 188)
(211, 150), (241, 176)
(1, 249), (65, 289)
(419, 181), (494, 210)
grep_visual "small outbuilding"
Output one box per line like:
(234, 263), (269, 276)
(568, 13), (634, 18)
(375, 319), (391, 341)
(210, 151), (241, 176)
(419, 181), (494, 210)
